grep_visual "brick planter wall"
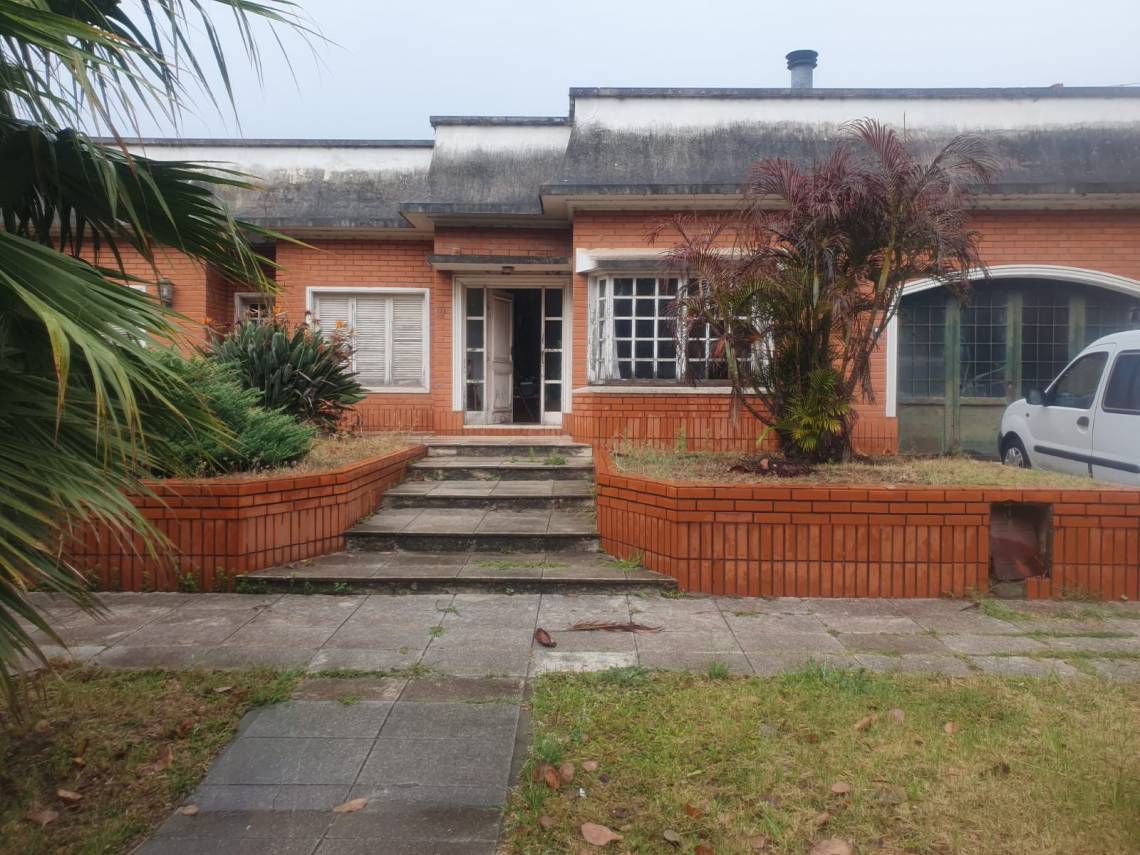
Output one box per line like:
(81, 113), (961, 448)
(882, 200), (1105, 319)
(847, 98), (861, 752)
(72, 445), (425, 592)
(596, 453), (1140, 600)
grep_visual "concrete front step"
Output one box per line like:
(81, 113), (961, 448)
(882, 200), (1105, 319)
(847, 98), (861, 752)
(247, 550), (676, 594)
(383, 479), (594, 510)
(425, 438), (592, 458)
(408, 456), (594, 482)
(349, 506), (598, 553)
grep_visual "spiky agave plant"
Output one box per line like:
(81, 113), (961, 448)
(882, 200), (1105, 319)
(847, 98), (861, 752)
(0, 0), (310, 705)
(659, 119), (994, 461)
(209, 317), (365, 433)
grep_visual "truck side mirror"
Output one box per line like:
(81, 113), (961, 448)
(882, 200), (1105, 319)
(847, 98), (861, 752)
(1026, 388), (1045, 406)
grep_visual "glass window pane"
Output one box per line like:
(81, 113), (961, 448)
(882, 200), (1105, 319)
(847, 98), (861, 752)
(544, 383), (562, 412)
(635, 299), (655, 317)
(467, 354), (484, 381)
(657, 319), (673, 337)
(960, 292), (1007, 398)
(1021, 290), (1070, 398)
(1104, 353), (1140, 412)
(661, 278), (679, 297)
(544, 352), (562, 380)
(1085, 295), (1140, 345)
(633, 361), (655, 379)
(635, 319), (654, 338)
(614, 298), (632, 317)
(466, 319), (484, 349)
(899, 291), (946, 400)
(544, 288), (563, 318)
(614, 278), (634, 296)
(618, 361), (632, 379)
(466, 287), (484, 317)
(544, 320), (562, 350)
(658, 340), (676, 360)
(466, 383), (483, 411)
(617, 341), (631, 359)
(615, 319), (632, 338)
(635, 278), (656, 296)
(635, 340), (654, 358)
(1049, 351), (1107, 408)
(657, 361), (676, 380)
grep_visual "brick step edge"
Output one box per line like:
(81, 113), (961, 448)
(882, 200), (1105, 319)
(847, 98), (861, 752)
(347, 532), (600, 553)
(242, 574), (676, 595)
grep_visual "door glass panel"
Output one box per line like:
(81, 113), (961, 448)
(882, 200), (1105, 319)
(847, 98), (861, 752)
(1022, 291), (1070, 397)
(544, 383), (561, 412)
(541, 287), (564, 414)
(465, 287), (485, 412)
(544, 320), (562, 350)
(544, 287), (563, 318)
(544, 351), (562, 381)
(1049, 351), (1107, 409)
(898, 292), (946, 400)
(960, 292), (1007, 398)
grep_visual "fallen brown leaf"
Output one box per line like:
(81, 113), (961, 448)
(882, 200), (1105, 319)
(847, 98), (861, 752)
(583, 759), (599, 772)
(813, 811), (832, 827)
(695, 846), (714, 855)
(174, 719), (194, 738)
(212, 686), (233, 695)
(944, 721), (960, 735)
(749, 834), (768, 850)
(581, 821), (623, 846)
(853, 713), (879, 732)
(71, 756), (85, 768)
(684, 802), (704, 819)
(539, 815), (555, 829)
(144, 744), (174, 774)
(543, 765), (561, 790)
(663, 828), (682, 846)
(33, 719), (51, 734)
(830, 781), (851, 796)
(987, 760), (1011, 777)
(178, 805), (200, 817)
(26, 808), (58, 827)
(560, 761), (576, 783)
(809, 839), (855, 855)
(888, 708), (905, 722)
(533, 628), (556, 648)
(332, 798), (368, 813)
(55, 789), (82, 803)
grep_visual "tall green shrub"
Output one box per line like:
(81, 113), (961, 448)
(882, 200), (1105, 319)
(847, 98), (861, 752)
(147, 356), (314, 477)
(210, 318), (365, 433)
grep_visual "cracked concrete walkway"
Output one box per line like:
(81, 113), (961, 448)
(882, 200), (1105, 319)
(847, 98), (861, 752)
(22, 591), (1140, 853)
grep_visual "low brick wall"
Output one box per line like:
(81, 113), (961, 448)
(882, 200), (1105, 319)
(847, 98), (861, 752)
(72, 445), (425, 592)
(596, 453), (1140, 600)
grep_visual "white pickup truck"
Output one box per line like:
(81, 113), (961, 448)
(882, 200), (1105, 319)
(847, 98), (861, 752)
(999, 330), (1140, 486)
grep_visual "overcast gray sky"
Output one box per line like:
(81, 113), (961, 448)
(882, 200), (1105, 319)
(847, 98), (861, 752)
(151, 0), (1140, 140)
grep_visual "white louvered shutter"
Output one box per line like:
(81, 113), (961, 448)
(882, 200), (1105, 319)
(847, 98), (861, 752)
(314, 295), (351, 336)
(390, 294), (425, 388)
(353, 295), (391, 388)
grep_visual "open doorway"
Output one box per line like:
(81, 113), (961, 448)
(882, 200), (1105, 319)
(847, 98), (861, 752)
(462, 283), (565, 425)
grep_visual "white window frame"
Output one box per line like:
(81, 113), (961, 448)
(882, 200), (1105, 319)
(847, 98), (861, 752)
(588, 274), (749, 385)
(234, 291), (275, 323)
(305, 286), (431, 394)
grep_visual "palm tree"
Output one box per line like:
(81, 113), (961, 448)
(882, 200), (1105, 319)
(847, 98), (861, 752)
(0, 0), (306, 701)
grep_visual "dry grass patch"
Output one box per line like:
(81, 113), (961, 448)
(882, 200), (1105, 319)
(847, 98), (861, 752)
(502, 666), (1140, 854)
(208, 432), (411, 481)
(613, 445), (1102, 488)
(0, 664), (300, 854)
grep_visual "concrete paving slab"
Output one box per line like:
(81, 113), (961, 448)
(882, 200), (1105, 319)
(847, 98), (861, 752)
(529, 650), (637, 675)
(421, 644), (531, 677)
(325, 802), (501, 840)
(155, 809), (334, 839)
(534, 629), (638, 653)
(118, 612), (253, 646)
(638, 649), (754, 675)
(345, 783), (506, 807)
(379, 702), (518, 739)
(746, 651), (857, 675)
(316, 841), (494, 855)
(854, 654), (973, 676)
(225, 624), (340, 648)
(1089, 658), (1140, 681)
(971, 656), (1081, 679)
(634, 629), (741, 653)
(292, 677), (406, 702)
(305, 648), (424, 673)
(136, 837), (320, 854)
(204, 738), (373, 786)
(356, 737), (513, 788)
(242, 701), (393, 739)
(736, 631), (847, 654)
(940, 634), (1048, 655)
(836, 633), (950, 655)
(816, 614), (925, 634)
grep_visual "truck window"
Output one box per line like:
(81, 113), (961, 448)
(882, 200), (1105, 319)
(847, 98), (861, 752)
(1048, 351), (1108, 409)
(1103, 352), (1140, 414)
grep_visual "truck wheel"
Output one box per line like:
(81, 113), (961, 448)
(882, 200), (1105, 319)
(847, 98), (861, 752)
(1001, 435), (1030, 469)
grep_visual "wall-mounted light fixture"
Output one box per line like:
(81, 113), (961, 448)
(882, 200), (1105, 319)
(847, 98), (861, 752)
(501, 265), (515, 274)
(156, 277), (175, 308)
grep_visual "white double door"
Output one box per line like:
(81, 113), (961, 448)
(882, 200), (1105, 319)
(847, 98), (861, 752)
(488, 292), (514, 424)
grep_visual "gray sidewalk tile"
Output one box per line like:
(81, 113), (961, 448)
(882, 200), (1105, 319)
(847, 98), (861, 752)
(204, 738), (373, 786)
(971, 656), (1081, 679)
(356, 737), (513, 788)
(854, 654), (972, 676)
(379, 702), (518, 739)
(242, 701), (393, 739)
(835, 633), (950, 655)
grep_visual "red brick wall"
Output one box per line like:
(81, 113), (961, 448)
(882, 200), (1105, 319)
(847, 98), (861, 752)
(596, 453), (1140, 600)
(433, 227), (570, 258)
(72, 445), (424, 591)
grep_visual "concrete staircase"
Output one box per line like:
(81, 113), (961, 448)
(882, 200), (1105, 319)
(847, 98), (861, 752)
(249, 437), (675, 593)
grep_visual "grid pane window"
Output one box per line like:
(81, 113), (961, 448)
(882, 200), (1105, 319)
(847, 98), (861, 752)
(960, 292), (1007, 398)
(541, 287), (563, 413)
(465, 287), (485, 411)
(1021, 291), (1070, 397)
(1085, 295), (1140, 346)
(611, 277), (677, 379)
(899, 292), (946, 399)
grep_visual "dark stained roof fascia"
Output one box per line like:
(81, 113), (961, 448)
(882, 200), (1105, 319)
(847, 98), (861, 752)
(429, 116), (570, 127)
(544, 181), (1140, 197)
(427, 254), (570, 265)
(569, 86), (1140, 100)
(101, 137), (434, 148)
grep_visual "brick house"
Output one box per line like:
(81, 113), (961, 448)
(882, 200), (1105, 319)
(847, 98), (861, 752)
(126, 52), (1140, 456)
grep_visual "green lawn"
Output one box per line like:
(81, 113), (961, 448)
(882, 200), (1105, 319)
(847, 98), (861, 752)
(502, 667), (1140, 854)
(0, 665), (299, 855)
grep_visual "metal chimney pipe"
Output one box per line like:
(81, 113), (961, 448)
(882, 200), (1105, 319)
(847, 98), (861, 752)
(786, 50), (818, 90)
